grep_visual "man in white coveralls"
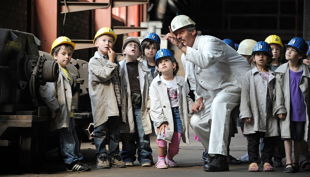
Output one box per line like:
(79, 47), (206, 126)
(165, 15), (250, 172)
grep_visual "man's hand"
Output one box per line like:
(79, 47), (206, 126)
(108, 47), (116, 63)
(164, 26), (179, 46)
(277, 114), (286, 120)
(192, 97), (204, 112)
(164, 26), (186, 53)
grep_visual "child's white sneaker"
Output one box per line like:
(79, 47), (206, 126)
(155, 159), (168, 169)
(165, 157), (177, 167)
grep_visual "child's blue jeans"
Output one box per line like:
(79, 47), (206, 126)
(59, 118), (83, 165)
(93, 116), (121, 158)
(121, 106), (153, 164)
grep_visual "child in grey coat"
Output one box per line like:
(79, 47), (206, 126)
(240, 41), (279, 172)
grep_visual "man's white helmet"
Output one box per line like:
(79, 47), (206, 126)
(237, 39), (257, 56)
(171, 15), (196, 32)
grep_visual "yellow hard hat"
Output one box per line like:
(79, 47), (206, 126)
(50, 36), (75, 54)
(93, 27), (117, 43)
(170, 15), (196, 32)
(265, 35), (284, 47)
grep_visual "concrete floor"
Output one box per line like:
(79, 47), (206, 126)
(1, 130), (309, 177)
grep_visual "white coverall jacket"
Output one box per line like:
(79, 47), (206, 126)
(183, 35), (251, 155)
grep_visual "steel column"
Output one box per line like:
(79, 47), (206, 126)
(304, 0), (310, 40)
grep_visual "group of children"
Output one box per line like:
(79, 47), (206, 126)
(41, 27), (189, 172)
(41, 27), (310, 173)
(236, 35), (310, 173)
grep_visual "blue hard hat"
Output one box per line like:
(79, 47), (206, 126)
(155, 49), (174, 65)
(286, 37), (308, 55)
(142, 33), (161, 45)
(306, 41), (310, 55)
(223, 38), (235, 49)
(252, 41), (272, 56)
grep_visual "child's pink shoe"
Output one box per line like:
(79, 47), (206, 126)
(155, 159), (168, 169)
(165, 157), (177, 167)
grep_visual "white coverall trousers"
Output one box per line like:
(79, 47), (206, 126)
(190, 88), (240, 156)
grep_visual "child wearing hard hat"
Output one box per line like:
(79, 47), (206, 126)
(88, 27), (125, 169)
(274, 37), (310, 173)
(149, 49), (192, 169)
(119, 37), (154, 167)
(265, 35), (285, 71)
(141, 33), (161, 78)
(264, 35), (286, 168)
(39, 36), (90, 172)
(235, 39), (258, 164)
(237, 39), (257, 65)
(240, 41), (279, 172)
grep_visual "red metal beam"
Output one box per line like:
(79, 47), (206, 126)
(34, 0), (58, 52)
(94, 0), (112, 30)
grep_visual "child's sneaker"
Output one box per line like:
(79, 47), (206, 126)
(140, 159), (152, 167)
(96, 155), (111, 169)
(111, 155), (126, 168)
(263, 162), (274, 172)
(124, 161), (134, 167)
(141, 161), (152, 167)
(165, 157), (177, 167)
(155, 159), (168, 169)
(66, 161), (90, 172)
(248, 162), (259, 172)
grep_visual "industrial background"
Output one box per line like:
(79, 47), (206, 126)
(1, 0), (309, 59)
(0, 0), (310, 174)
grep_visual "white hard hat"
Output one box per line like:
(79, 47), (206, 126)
(170, 15), (196, 32)
(237, 39), (257, 56)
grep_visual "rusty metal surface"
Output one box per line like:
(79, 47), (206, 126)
(60, 1), (110, 14)
(114, 26), (148, 34)
(113, 0), (148, 8)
